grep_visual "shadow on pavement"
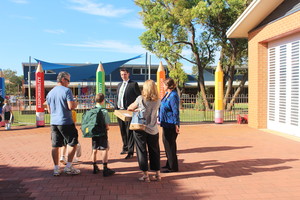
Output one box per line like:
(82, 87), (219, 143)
(170, 158), (298, 179)
(178, 145), (252, 154)
(0, 164), (210, 200)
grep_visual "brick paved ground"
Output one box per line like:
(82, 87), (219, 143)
(1, 123), (300, 200)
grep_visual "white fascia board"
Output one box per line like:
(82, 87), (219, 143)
(227, 0), (284, 38)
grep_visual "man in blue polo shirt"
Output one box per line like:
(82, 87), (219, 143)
(46, 71), (80, 176)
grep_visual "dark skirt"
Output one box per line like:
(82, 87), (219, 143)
(4, 112), (11, 121)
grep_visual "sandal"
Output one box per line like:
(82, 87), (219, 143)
(150, 175), (161, 182)
(138, 175), (150, 182)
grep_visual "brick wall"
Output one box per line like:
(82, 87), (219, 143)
(247, 11), (300, 129)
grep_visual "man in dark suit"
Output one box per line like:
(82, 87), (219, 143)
(116, 68), (141, 159)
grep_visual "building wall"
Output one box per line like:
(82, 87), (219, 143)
(248, 11), (300, 129)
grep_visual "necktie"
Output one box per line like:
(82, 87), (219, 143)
(118, 82), (126, 109)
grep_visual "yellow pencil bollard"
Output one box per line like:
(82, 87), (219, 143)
(214, 62), (224, 124)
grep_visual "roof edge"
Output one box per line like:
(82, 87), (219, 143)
(226, 0), (284, 38)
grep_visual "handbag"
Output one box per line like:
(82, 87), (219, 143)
(129, 98), (146, 131)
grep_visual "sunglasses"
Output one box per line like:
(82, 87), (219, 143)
(64, 78), (70, 83)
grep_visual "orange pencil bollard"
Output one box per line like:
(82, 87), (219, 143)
(157, 61), (165, 99)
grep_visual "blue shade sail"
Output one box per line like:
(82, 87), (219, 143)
(33, 55), (142, 80)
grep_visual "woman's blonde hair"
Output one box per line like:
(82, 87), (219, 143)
(142, 80), (159, 101)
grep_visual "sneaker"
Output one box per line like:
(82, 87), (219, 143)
(53, 169), (61, 176)
(103, 168), (115, 177)
(64, 165), (80, 175)
(60, 157), (67, 165)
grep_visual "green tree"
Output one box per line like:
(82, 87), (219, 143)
(168, 62), (188, 94)
(3, 69), (23, 95)
(136, 0), (216, 110)
(136, 0), (251, 110)
(194, 0), (251, 110)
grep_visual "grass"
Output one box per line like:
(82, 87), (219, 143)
(12, 111), (119, 125)
(12, 105), (247, 125)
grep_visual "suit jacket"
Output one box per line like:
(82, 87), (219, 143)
(116, 80), (141, 110)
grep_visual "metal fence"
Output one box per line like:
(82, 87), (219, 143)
(11, 94), (248, 125)
(180, 94), (248, 123)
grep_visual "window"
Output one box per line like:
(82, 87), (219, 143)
(141, 68), (147, 74)
(45, 70), (56, 74)
(132, 68), (157, 75)
(132, 68), (141, 75)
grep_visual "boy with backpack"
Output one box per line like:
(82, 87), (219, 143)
(82, 93), (115, 177)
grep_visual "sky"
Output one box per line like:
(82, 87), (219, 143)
(0, 0), (195, 76)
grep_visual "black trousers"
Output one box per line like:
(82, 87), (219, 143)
(162, 126), (179, 171)
(133, 130), (160, 171)
(117, 118), (134, 154)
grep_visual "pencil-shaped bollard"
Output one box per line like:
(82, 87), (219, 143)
(96, 62), (106, 107)
(35, 62), (45, 127)
(214, 62), (224, 124)
(157, 61), (165, 99)
(96, 62), (105, 95)
(0, 69), (5, 127)
(0, 69), (5, 98)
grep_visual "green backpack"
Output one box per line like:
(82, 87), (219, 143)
(81, 107), (107, 138)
